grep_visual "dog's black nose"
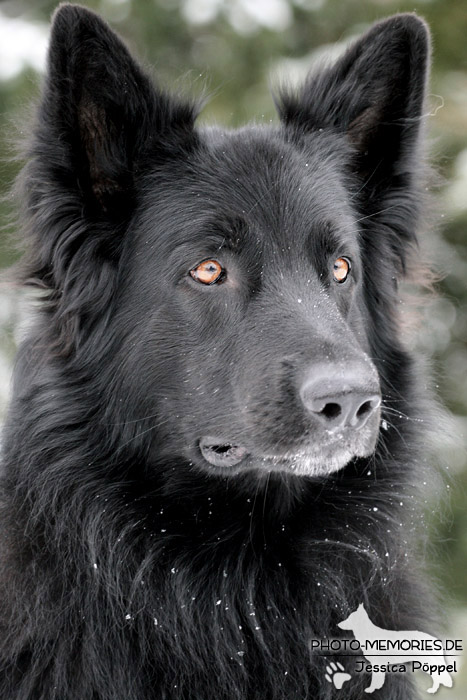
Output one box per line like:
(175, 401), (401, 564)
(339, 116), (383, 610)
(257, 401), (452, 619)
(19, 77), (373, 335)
(300, 365), (381, 431)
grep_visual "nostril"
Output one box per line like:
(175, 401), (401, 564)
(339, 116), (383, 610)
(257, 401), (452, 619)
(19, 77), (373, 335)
(320, 403), (342, 421)
(350, 395), (381, 428)
(356, 400), (373, 419)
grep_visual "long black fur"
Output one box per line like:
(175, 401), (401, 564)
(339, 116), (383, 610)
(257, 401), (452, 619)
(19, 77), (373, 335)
(0, 5), (438, 699)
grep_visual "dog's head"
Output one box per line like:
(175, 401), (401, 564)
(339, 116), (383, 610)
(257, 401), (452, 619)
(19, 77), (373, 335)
(18, 6), (430, 479)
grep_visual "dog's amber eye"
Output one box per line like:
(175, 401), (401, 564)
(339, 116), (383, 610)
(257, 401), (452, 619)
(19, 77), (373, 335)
(190, 259), (224, 285)
(333, 257), (351, 283)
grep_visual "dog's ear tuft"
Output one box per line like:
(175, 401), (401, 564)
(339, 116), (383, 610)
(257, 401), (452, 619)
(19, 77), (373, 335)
(278, 14), (430, 193)
(38, 3), (196, 217)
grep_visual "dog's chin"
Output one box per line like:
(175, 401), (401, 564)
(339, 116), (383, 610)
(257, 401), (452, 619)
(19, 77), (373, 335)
(196, 435), (377, 478)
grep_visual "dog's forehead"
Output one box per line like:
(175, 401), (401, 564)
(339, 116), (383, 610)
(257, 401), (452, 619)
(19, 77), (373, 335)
(138, 126), (359, 262)
(192, 126), (358, 243)
(199, 126), (347, 200)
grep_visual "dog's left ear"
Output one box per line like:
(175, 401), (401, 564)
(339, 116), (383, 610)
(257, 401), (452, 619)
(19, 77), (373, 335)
(278, 14), (430, 195)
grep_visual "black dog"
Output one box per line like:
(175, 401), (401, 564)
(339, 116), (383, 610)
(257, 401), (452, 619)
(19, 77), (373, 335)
(0, 5), (437, 699)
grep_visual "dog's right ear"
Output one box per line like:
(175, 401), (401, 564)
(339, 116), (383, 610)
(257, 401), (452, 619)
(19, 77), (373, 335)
(30, 3), (196, 222)
(18, 4), (198, 353)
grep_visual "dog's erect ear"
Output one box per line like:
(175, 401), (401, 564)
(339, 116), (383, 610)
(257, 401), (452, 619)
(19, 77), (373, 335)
(18, 4), (198, 353)
(36, 3), (196, 218)
(278, 14), (430, 193)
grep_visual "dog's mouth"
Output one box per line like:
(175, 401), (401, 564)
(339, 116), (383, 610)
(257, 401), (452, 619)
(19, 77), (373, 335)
(198, 428), (378, 475)
(199, 437), (249, 467)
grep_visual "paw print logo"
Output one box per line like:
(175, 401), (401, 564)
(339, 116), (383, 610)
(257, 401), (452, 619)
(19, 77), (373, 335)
(325, 661), (352, 690)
